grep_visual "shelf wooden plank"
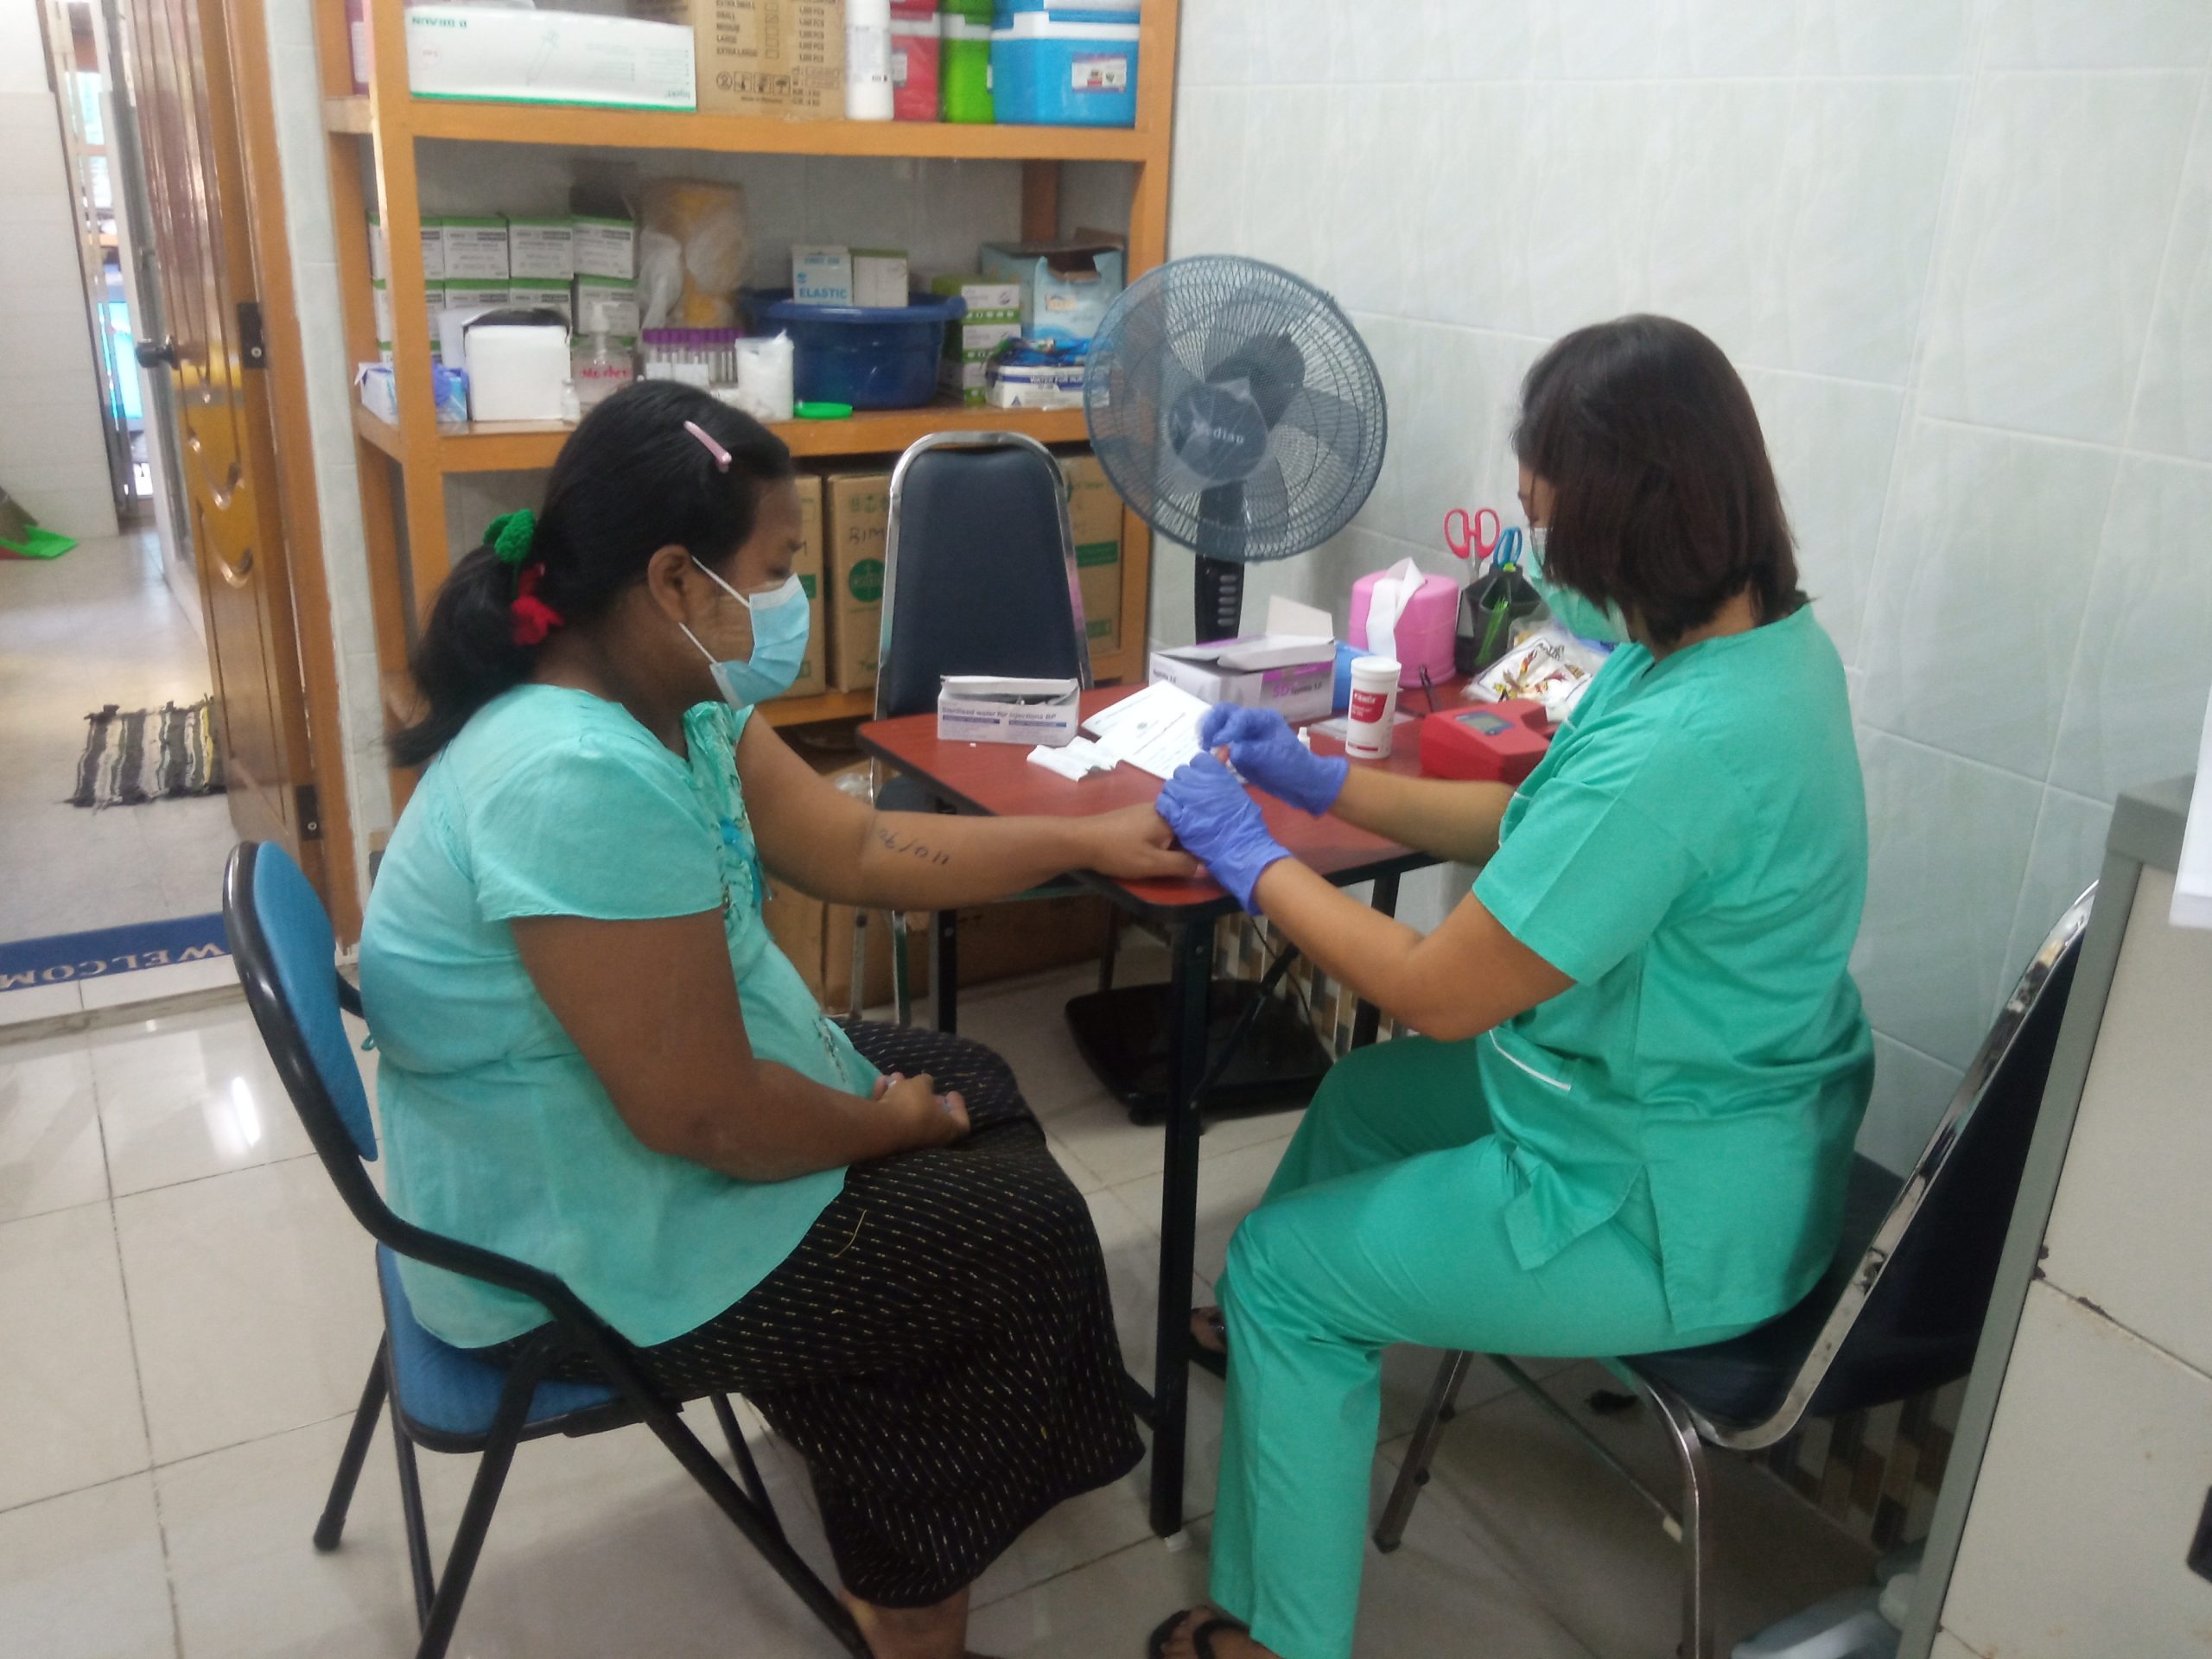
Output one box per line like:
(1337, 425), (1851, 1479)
(324, 94), (372, 134)
(353, 403), (406, 463)
(327, 93), (1148, 162)
(422, 403), (1093, 473)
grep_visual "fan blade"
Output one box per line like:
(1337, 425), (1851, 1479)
(1273, 385), (1374, 455)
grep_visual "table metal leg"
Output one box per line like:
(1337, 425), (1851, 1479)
(1148, 917), (1213, 1539)
(932, 907), (958, 1034)
(1350, 871), (1402, 1049)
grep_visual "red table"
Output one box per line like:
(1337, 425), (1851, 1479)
(859, 684), (1447, 1539)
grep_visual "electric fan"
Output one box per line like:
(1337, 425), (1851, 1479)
(1084, 255), (1389, 640)
(1068, 257), (1391, 1121)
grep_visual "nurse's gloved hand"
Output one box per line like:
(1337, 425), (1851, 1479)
(1199, 703), (1348, 816)
(1157, 754), (1294, 914)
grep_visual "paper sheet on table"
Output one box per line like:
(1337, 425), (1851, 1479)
(1027, 736), (1116, 781)
(1081, 680), (1213, 779)
(2171, 686), (2212, 929)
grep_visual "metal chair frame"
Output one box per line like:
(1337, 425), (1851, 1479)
(849, 430), (1096, 1027)
(223, 843), (868, 1659)
(1373, 887), (2097, 1659)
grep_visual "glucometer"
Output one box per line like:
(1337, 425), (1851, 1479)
(1416, 698), (1553, 785)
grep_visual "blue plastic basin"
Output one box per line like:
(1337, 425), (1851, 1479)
(747, 291), (969, 410)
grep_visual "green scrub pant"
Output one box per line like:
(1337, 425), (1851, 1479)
(1208, 1035), (1748, 1659)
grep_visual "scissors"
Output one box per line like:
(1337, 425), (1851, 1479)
(1445, 506), (1500, 567)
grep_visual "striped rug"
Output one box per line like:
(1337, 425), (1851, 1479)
(70, 697), (227, 808)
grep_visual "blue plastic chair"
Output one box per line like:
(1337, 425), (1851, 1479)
(221, 842), (868, 1659)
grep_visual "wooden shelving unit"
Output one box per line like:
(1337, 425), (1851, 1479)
(312, 0), (1181, 805)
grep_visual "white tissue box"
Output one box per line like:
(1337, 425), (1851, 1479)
(937, 676), (1082, 746)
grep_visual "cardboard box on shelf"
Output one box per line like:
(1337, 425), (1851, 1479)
(507, 283), (573, 325)
(573, 275), (641, 337)
(1063, 451), (1124, 655)
(404, 3), (696, 109)
(505, 217), (575, 281)
(823, 470), (890, 693)
(776, 474), (829, 700)
(930, 274), (1022, 404)
(851, 248), (910, 309)
(980, 238), (1127, 343)
(791, 245), (853, 305)
(641, 0), (843, 119)
(572, 216), (636, 280)
(435, 216), (511, 281)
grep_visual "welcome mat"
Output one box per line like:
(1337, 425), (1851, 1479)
(71, 697), (226, 807)
(0, 912), (230, 995)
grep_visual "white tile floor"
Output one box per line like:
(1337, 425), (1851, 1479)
(0, 530), (238, 947)
(0, 963), (1873, 1659)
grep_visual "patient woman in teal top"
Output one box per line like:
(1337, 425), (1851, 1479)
(1148, 317), (1875, 1659)
(359, 381), (1192, 1659)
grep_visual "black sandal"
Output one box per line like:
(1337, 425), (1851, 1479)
(1146, 1608), (1250, 1659)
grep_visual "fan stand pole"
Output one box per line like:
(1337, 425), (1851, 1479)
(1194, 555), (1245, 643)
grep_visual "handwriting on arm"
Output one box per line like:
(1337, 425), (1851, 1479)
(875, 826), (952, 867)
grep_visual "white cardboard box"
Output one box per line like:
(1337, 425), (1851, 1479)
(404, 5), (696, 110)
(573, 276), (639, 337)
(937, 677), (1082, 746)
(852, 248), (910, 308)
(792, 245), (853, 305)
(1148, 632), (1338, 724)
(572, 216), (635, 280)
(436, 216), (510, 280)
(506, 217), (575, 281)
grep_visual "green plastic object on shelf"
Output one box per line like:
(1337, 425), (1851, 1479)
(941, 0), (995, 123)
(795, 401), (855, 420)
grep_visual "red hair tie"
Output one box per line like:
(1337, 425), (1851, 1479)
(510, 563), (565, 646)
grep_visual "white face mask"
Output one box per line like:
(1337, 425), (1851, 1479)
(1525, 526), (1630, 645)
(678, 563), (811, 709)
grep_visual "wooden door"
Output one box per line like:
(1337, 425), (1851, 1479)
(118, 0), (321, 875)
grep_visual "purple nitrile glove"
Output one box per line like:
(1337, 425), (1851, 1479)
(1157, 754), (1294, 914)
(1198, 703), (1349, 816)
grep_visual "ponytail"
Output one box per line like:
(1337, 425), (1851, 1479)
(387, 542), (534, 768)
(388, 382), (794, 767)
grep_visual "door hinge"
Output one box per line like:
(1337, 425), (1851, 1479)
(296, 783), (322, 840)
(238, 301), (269, 370)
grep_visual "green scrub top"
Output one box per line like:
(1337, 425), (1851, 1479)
(1472, 605), (1873, 1332)
(359, 684), (871, 1350)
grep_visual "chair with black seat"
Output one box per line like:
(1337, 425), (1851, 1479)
(222, 842), (868, 1659)
(848, 430), (1095, 1030)
(1371, 887), (2095, 1659)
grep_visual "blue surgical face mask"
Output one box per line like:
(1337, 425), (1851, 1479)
(1525, 526), (1630, 645)
(681, 561), (811, 709)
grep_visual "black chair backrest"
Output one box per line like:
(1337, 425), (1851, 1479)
(874, 434), (1090, 720)
(1802, 886), (2094, 1420)
(223, 842), (617, 1356)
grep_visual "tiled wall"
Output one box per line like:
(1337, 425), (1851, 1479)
(1164, 0), (2212, 1173)
(0, 0), (120, 540)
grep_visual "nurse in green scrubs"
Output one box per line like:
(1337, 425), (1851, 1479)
(1147, 315), (1874, 1659)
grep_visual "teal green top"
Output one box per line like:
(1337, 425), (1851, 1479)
(358, 685), (869, 1349)
(1471, 606), (1873, 1332)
